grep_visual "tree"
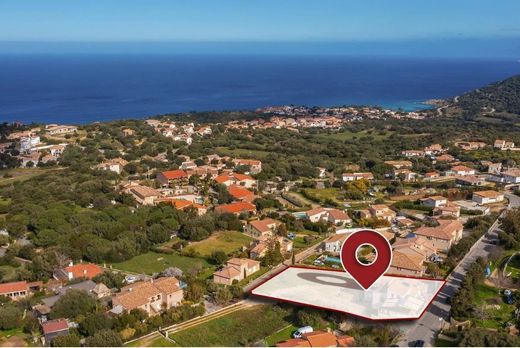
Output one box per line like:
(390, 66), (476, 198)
(185, 281), (206, 303)
(214, 286), (233, 305)
(80, 312), (114, 336)
(296, 308), (324, 329)
(84, 330), (123, 347)
(51, 289), (97, 319)
(51, 334), (81, 347)
(210, 250), (228, 265)
(0, 304), (23, 330)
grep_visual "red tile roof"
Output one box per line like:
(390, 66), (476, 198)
(0, 281), (28, 294)
(160, 169), (188, 180)
(215, 202), (256, 214)
(65, 263), (103, 279)
(42, 319), (69, 334)
(228, 185), (254, 200)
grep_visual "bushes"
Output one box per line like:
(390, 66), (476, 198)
(450, 257), (486, 320)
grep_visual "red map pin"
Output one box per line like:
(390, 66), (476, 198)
(340, 229), (392, 290)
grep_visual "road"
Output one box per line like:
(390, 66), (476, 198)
(398, 191), (520, 346)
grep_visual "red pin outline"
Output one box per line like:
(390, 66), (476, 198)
(339, 229), (393, 290)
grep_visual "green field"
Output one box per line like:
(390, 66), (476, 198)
(265, 324), (298, 346)
(473, 284), (515, 329)
(0, 167), (64, 187)
(185, 231), (253, 258)
(215, 147), (270, 160)
(111, 252), (213, 275)
(302, 188), (343, 204)
(504, 253), (520, 280)
(170, 305), (292, 347)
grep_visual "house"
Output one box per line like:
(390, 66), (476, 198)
(401, 150), (425, 157)
(276, 331), (355, 347)
(45, 125), (78, 135)
(502, 169), (520, 184)
(250, 236), (293, 259)
(213, 258), (260, 285)
(324, 234), (347, 254)
(156, 169), (189, 186)
(384, 160), (413, 169)
(53, 262), (103, 281)
(215, 202), (257, 216)
(305, 208), (329, 222)
(393, 169), (416, 181)
(424, 144), (443, 155)
(451, 165), (476, 176)
(327, 209), (351, 226)
(41, 319), (69, 346)
(93, 158), (128, 174)
(472, 190), (504, 205)
(414, 219), (463, 252)
(127, 185), (161, 205)
(112, 277), (183, 316)
(424, 171), (440, 179)
(18, 135), (40, 152)
(494, 139), (515, 150)
(455, 175), (487, 187)
(179, 161), (197, 170)
(159, 198), (207, 215)
(247, 218), (281, 238)
(228, 185), (255, 202)
(420, 196), (448, 208)
(487, 162), (502, 174)
(360, 204), (396, 222)
(435, 154), (455, 162)
(388, 250), (425, 277)
(341, 172), (374, 182)
(232, 159), (262, 174)
(121, 128), (135, 137)
(92, 283), (111, 299)
(433, 203), (461, 218)
(455, 141), (486, 151)
(215, 173), (257, 188)
(0, 281), (42, 301)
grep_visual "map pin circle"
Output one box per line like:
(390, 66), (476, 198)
(340, 229), (392, 290)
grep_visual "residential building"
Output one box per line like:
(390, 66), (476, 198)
(341, 172), (374, 182)
(487, 162), (502, 174)
(435, 154), (455, 162)
(472, 190), (504, 205)
(494, 139), (515, 150)
(455, 175), (487, 187)
(112, 277), (184, 316)
(359, 204), (396, 222)
(424, 171), (440, 179)
(213, 258), (260, 285)
(305, 208), (329, 222)
(384, 160), (413, 169)
(451, 165), (476, 176)
(502, 169), (520, 184)
(53, 262), (103, 281)
(250, 236), (293, 259)
(393, 168), (416, 181)
(420, 196), (448, 208)
(92, 283), (111, 299)
(401, 150), (425, 157)
(18, 135), (40, 152)
(215, 202), (257, 216)
(232, 159), (262, 174)
(228, 185), (255, 202)
(127, 185), (161, 205)
(0, 281), (42, 301)
(433, 203), (461, 218)
(93, 158), (128, 174)
(324, 234), (347, 254)
(388, 250), (425, 277)
(246, 218), (281, 238)
(276, 331), (355, 347)
(424, 144), (443, 155)
(41, 319), (69, 346)
(157, 169), (189, 186)
(414, 219), (463, 252)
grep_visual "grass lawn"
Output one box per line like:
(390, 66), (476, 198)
(473, 284), (515, 329)
(0, 328), (27, 347)
(302, 188), (343, 204)
(0, 265), (20, 282)
(265, 325), (298, 346)
(170, 305), (293, 347)
(185, 231), (253, 258)
(0, 167), (64, 187)
(504, 253), (520, 280)
(293, 234), (326, 250)
(111, 252), (213, 275)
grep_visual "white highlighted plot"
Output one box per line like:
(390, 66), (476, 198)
(250, 267), (444, 320)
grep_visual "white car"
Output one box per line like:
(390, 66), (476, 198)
(293, 326), (313, 338)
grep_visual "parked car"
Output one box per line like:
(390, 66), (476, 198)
(293, 326), (313, 338)
(410, 340), (425, 347)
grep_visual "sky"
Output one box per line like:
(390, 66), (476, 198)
(0, 0), (519, 56)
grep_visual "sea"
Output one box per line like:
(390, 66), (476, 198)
(1, 54), (519, 124)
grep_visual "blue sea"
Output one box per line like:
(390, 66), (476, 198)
(0, 54), (519, 124)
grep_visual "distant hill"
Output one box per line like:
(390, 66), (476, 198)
(443, 74), (520, 123)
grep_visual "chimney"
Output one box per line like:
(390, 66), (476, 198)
(83, 269), (87, 275)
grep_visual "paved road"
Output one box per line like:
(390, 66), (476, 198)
(397, 191), (520, 346)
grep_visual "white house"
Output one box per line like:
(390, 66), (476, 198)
(420, 196), (448, 208)
(472, 190), (504, 205)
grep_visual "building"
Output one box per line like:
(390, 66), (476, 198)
(0, 281), (42, 301)
(341, 172), (374, 182)
(53, 262), (103, 281)
(401, 150), (425, 157)
(112, 277), (183, 316)
(250, 236), (293, 259)
(433, 203), (461, 218)
(156, 169), (189, 186)
(359, 204), (396, 222)
(93, 158), (129, 174)
(424, 144), (443, 155)
(487, 162), (502, 175)
(388, 250), (425, 277)
(424, 171), (440, 179)
(213, 258), (260, 285)
(436, 154), (455, 162)
(127, 185), (161, 205)
(215, 202), (256, 216)
(384, 160), (413, 169)
(228, 185), (255, 202)
(324, 234), (347, 254)
(246, 218), (281, 238)
(92, 283), (112, 299)
(420, 196), (448, 208)
(41, 319), (69, 346)
(393, 168), (416, 181)
(276, 331), (355, 347)
(232, 159), (262, 174)
(18, 135), (40, 152)
(502, 169), (520, 184)
(451, 165), (476, 176)
(414, 219), (463, 252)
(494, 139), (515, 150)
(472, 190), (504, 205)
(455, 175), (487, 187)
(45, 125), (78, 135)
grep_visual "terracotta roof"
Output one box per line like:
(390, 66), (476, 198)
(233, 173), (254, 181)
(42, 319), (69, 334)
(249, 218), (279, 234)
(303, 331), (338, 347)
(436, 154), (454, 161)
(115, 281), (161, 310)
(213, 266), (241, 279)
(276, 339), (311, 347)
(326, 234), (347, 243)
(227, 258), (260, 269)
(228, 185), (254, 200)
(305, 207), (326, 217)
(415, 219), (463, 241)
(170, 199), (194, 210)
(421, 195), (447, 202)
(215, 202), (256, 214)
(391, 251), (424, 272)
(215, 174), (233, 184)
(473, 190), (502, 198)
(451, 165), (474, 172)
(160, 169), (188, 180)
(337, 335), (356, 347)
(0, 281), (28, 294)
(129, 185), (160, 198)
(65, 263), (103, 279)
(153, 277), (181, 294)
(327, 209), (349, 221)
(233, 159), (261, 165)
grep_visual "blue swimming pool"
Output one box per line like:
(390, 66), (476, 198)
(324, 256), (342, 264)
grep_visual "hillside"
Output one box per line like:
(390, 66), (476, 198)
(443, 74), (520, 123)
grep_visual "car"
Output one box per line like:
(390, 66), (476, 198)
(293, 326), (313, 338)
(331, 264), (340, 269)
(410, 340), (425, 347)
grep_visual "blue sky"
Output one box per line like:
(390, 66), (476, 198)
(0, 0), (519, 42)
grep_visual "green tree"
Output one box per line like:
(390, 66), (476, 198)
(51, 334), (81, 347)
(84, 330), (123, 347)
(51, 289), (98, 319)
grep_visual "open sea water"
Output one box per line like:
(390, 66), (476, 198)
(0, 54), (519, 124)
